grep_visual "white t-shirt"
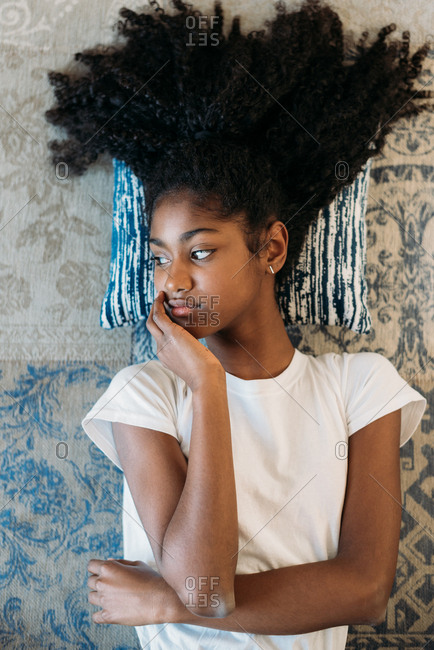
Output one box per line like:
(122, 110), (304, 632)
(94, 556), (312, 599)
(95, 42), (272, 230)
(81, 348), (426, 650)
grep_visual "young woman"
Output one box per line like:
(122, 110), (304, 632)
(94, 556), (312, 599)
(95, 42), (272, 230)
(46, 0), (431, 647)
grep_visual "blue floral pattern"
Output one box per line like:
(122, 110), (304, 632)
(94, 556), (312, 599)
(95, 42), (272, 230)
(0, 361), (138, 648)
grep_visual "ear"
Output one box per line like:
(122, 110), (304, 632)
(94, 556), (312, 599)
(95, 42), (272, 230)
(265, 220), (288, 270)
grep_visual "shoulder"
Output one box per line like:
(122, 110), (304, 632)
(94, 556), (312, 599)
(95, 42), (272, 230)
(302, 350), (396, 403)
(341, 351), (393, 373)
(308, 350), (393, 382)
(113, 358), (178, 383)
(302, 350), (426, 446)
(338, 351), (401, 394)
(110, 358), (181, 402)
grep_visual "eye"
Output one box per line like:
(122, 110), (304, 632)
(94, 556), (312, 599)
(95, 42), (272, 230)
(150, 249), (216, 266)
(192, 249), (215, 261)
(149, 254), (169, 266)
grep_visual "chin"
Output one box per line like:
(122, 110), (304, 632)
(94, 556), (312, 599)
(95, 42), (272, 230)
(186, 325), (206, 339)
(182, 322), (215, 339)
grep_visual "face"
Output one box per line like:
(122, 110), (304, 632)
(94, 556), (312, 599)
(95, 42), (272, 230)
(149, 194), (272, 340)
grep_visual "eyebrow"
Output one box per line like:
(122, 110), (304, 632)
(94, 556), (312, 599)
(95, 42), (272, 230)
(149, 228), (220, 247)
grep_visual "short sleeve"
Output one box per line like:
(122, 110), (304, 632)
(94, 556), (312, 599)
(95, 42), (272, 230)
(81, 360), (179, 471)
(341, 352), (427, 447)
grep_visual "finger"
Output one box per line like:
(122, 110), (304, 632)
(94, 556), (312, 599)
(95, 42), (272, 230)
(149, 291), (174, 337)
(88, 590), (101, 606)
(153, 291), (167, 320)
(156, 292), (177, 330)
(146, 303), (159, 336)
(87, 559), (105, 574)
(92, 610), (106, 624)
(146, 295), (163, 337)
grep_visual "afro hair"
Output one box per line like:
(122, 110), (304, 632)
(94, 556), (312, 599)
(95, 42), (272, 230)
(44, 0), (433, 283)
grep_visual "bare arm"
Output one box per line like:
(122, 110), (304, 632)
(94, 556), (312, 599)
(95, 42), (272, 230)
(168, 555), (382, 633)
(161, 409), (402, 633)
(112, 369), (238, 617)
(161, 371), (238, 616)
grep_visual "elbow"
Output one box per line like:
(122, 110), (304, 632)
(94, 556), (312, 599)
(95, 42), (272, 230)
(181, 585), (236, 619)
(361, 580), (389, 626)
(364, 602), (387, 627)
(158, 557), (236, 618)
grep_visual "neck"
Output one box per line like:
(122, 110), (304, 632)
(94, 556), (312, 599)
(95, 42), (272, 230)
(205, 299), (295, 381)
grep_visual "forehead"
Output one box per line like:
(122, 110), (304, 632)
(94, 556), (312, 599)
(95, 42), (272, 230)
(150, 195), (244, 240)
(149, 191), (245, 245)
(152, 195), (220, 224)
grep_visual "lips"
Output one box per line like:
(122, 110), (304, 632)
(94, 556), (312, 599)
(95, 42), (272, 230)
(168, 299), (201, 308)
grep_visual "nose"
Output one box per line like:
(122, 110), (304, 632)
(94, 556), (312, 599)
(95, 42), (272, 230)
(161, 258), (193, 294)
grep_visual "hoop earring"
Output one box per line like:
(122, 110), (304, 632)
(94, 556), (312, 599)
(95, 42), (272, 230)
(269, 265), (275, 274)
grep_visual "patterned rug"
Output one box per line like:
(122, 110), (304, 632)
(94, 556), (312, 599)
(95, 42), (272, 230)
(0, 0), (432, 647)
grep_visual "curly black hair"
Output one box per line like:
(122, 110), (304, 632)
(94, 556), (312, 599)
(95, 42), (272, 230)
(44, 0), (433, 286)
